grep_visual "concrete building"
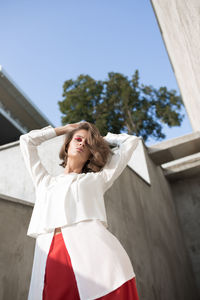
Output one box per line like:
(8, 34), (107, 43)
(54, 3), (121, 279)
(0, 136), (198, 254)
(1, 1), (200, 296)
(1, 131), (199, 300)
(0, 65), (53, 145)
(0, 66), (54, 299)
(150, 0), (200, 298)
(150, 0), (200, 132)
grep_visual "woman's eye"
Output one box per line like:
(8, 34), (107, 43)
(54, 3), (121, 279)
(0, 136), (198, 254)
(75, 137), (82, 142)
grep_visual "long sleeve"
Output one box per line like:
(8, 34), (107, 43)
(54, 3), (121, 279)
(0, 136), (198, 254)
(19, 125), (57, 189)
(99, 132), (142, 193)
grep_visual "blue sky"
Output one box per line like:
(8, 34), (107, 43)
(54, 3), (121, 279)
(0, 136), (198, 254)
(0, 0), (192, 145)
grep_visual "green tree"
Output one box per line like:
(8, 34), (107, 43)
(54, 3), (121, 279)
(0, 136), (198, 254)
(58, 70), (184, 141)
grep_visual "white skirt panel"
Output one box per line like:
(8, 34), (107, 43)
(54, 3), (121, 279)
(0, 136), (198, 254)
(27, 219), (135, 300)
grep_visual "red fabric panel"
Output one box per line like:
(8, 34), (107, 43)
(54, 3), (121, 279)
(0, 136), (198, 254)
(42, 233), (81, 300)
(42, 232), (140, 300)
(96, 277), (140, 300)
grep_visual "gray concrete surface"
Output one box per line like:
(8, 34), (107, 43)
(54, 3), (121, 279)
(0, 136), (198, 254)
(0, 134), (65, 204)
(105, 147), (199, 300)
(0, 133), (199, 299)
(148, 131), (200, 165)
(170, 176), (200, 297)
(0, 194), (34, 300)
(151, 0), (200, 131)
(162, 152), (200, 181)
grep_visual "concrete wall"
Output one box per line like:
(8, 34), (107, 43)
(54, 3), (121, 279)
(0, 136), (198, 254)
(151, 0), (200, 131)
(170, 176), (200, 297)
(105, 147), (199, 300)
(0, 136), (199, 299)
(0, 135), (65, 204)
(0, 195), (34, 300)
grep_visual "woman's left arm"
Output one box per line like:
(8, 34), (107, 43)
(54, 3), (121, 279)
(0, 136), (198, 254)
(19, 125), (57, 188)
(99, 132), (142, 193)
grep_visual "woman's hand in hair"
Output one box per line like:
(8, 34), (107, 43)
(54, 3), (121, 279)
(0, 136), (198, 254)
(54, 122), (82, 136)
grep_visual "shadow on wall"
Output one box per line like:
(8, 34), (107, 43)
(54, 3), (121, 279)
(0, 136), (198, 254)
(0, 195), (34, 300)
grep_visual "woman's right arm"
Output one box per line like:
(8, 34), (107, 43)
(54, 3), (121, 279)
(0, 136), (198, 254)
(20, 123), (81, 188)
(20, 125), (57, 188)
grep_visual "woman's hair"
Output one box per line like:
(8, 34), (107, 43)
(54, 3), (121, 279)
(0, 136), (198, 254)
(59, 122), (113, 173)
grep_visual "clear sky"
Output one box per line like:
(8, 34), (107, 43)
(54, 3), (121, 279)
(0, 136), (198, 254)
(0, 0), (192, 145)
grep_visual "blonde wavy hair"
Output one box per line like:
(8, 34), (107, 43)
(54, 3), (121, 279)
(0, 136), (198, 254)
(59, 122), (113, 173)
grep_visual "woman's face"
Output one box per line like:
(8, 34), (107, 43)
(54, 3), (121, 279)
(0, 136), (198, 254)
(67, 129), (91, 163)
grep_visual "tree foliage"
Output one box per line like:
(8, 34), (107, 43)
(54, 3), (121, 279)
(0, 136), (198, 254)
(58, 70), (184, 141)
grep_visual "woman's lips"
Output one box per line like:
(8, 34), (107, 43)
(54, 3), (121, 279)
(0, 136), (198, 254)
(76, 148), (83, 152)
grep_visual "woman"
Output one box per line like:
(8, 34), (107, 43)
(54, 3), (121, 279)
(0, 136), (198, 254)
(19, 121), (141, 300)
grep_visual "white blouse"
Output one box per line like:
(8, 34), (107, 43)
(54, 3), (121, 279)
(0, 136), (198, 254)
(19, 125), (141, 239)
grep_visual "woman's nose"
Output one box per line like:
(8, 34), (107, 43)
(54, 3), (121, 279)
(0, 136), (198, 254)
(79, 141), (85, 147)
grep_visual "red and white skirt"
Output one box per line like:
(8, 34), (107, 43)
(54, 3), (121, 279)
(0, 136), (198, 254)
(28, 219), (140, 300)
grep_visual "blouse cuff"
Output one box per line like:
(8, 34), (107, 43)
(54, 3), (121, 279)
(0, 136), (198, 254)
(104, 132), (133, 147)
(41, 125), (57, 140)
(20, 125), (57, 146)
